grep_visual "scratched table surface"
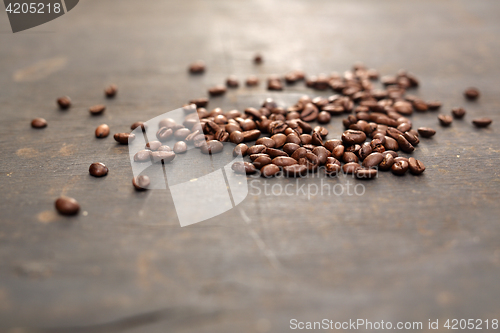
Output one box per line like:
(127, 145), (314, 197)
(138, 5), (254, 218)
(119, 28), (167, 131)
(1, 0), (500, 332)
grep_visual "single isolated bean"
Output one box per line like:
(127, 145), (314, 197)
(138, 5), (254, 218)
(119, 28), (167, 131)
(114, 133), (135, 144)
(131, 122), (146, 130)
(417, 127), (436, 138)
(472, 118), (492, 128)
(451, 107), (466, 119)
(438, 115), (453, 127)
(89, 104), (106, 115)
(464, 87), (480, 100)
(57, 96), (71, 109)
(408, 157), (426, 175)
(89, 162), (108, 177)
(55, 196), (80, 216)
(132, 175), (150, 191)
(391, 160), (409, 176)
(31, 118), (47, 129)
(189, 60), (205, 74)
(104, 84), (118, 98)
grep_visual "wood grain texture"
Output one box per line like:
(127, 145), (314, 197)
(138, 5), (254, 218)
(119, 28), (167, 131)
(0, 0), (499, 331)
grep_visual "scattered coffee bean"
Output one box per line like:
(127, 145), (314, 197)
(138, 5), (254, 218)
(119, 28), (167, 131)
(145, 141), (162, 151)
(270, 133), (287, 148)
(200, 140), (224, 154)
(31, 118), (47, 129)
(272, 156), (298, 167)
(132, 175), (150, 191)
(464, 87), (480, 100)
(248, 145), (267, 155)
(254, 53), (263, 64)
(232, 162), (256, 174)
(438, 114), (453, 127)
(417, 127), (436, 138)
(243, 129), (261, 142)
(472, 117), (492, 128)
(89, 104), (106, 115)
(391, 160), (409, 175)
(451, 107), (466, 119)
(283, 164), (308, 177)
(261, 164), (281, 177)
(131, 122), (146, 131)
(317, 111), (331, 124)
(226, 76), (239, 88)
(208, 85), (227, 97)
(189, 60), (205, 74)
(114, 133), (135, 144)
(151, 151), (176, 163)
(189, 97), (209, 107)
(104, 84), (118, 98)
(325, 163), (341, 177)
(343, 151), (359, 163)
(356, 168), (378, 179)
(233, 143), (248, 157)
(246, 75), (259, 86)
(55, 196), (80, 216)
(89, 162), (108, 177)
(427, 101), (442, 110)
(362, 152), (384, 168)
(173, 141), (188, 154)
(57, 96), (71, 109)
(229, 131), (245, 144)
(343, 162), (361, 175)
(379, 154), (395, 171)
(408, 157), (426, 175)
(342, 130), (366, 145)
(253, 155), (272, 169)
(396, 134), (415, 153)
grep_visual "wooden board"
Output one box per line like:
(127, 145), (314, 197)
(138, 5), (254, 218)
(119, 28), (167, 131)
(0, 0), (499, 331)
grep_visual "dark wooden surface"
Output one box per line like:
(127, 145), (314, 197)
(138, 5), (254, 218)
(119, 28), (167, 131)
(1, 0), (500, 331)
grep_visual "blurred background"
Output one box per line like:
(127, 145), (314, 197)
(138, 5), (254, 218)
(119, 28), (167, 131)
(0, 0), (499, 332)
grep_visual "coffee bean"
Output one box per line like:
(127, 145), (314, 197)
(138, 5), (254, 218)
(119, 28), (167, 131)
(324, 139), (342, 152)
(291, 147), (307, 161)
(89, 162), (108, 177)
(383, 150), (398, 158)
(159, 118), (178, 129)
(189, 97), (209, 107)
(393, 100), (413, 115)
(391, 160), (409, 175)
(464, 87), (480, 100)
(300, 103), (319, 122)
(268, 121), (287, 135)
(311, 132), (323, 146)
(261, 164), (281, 178)
(343, 151), (359, 163)
(145, 141), (162, 151)
(254, 53), (263, 64)
(208, 85), (227, 96)
(243, 129), (261, 142)
(355, 168), (378, 179)
(299, 151), (320, 172)
(427, 101), (441, 110)
(114, 133), (135, 144)
(270, 133), (286, 148)
(283, 164), (308, 177)
(248, 145), (267, 155)
(158, 145), (172, 152)
(173, 141), (187, 154)
(282, 143), (300, 158)
(326, 163), (341, 177)
(396, 135), (415, 153)
(412, 99), (428, 112)
(362, 152), (384, 168)
(451, 107), (466, 119)
(31, 118), (47, 129)
(156, 127), (173, 141)
(214, 129), (229, 142)
(403, 131), (419, 146)
(266, 148), (288, 158)
(89, 104), (106, 115)
(226, 76), (239, 88)
(267, 77), (283, 91)
(272, 156), (298, 167)
(343, 162), (361, 175)
(394, 157), (409, 164)
(342, 130), (367, 145)
(151, 151), (176, 163)
(193, 134), (206, 148)
(55, 196), (80, 216)
(132, 175), (150, 191)
(317, 111), (331, 124)
(379, 153), (395, 171)
(286, 134), (302, 145)
(408, 157), (426, 175)
(472, 117), (492, 128)
(253, 155), (272, 169)
(250, 153), (269, 161)
(371, 138), (386, 153)
(438, 115), (453, 127)
(229, 131), (245, 144)
(397, 122), (411, 133)
(134, 150), (151, 162)
(57, 96), (71, 109)
(232, 162), (257, 174)
(131, 122), (146, 131)
(331, 145), (345, 160)
(233, 143), (248, 157)
(174, 128), (191, 140)
(246, 75), (259, 86)
(200, 140), (224, 154)
(189, 60), (205, 74)
(312, 146), (330, 165)
(104, 84), (118, 98)
(358, 142), (373, 160)
(417, 127), (436, 138)
(386, 127), (404, 140)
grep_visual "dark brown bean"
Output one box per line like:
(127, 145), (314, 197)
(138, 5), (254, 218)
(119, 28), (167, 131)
(283, 164), (308, 177)
(312, 146), (330, 165)
(104, 84), (118, 98)
(362, 152), (384, 168)
(246, 75), (259, 86)
(291, 147), (307, 161)
(114, 133), (135, 144)
(317, 111), (331, 124)
(253, 155), (272, 169)
(379, 154), (395, 171)
(57, 96), (71, 109)
(243, 130), (261, 142)
(132, 175), (150, 191)
(55, 196), (80, 216)
(300, 103), (319, 122)
(89, 104), (106, 115)
(438, 115), (453, 127)
(189, 97), (209, 107)
(200, 140), (224, 154)
(427, 101), (442, 110)
(355, 168), (378, 179)
(226, 76), (239, 88)
(270, 133), (287, 148)
(283, 143), (300, 156)
(254, 53), (263, 64)
(343, 162), (361, 175)
(247, 145), (267, 155)
(173, 141), (187, 154)
(451, 107), (466, 119)
(403, 131), (420, 146)
(272, 156), (298, 167)
(396, 135), (415, 153)
(386, 127), (404, 140)
(371, 139), (386, 153)
(208, 85), (227, 97)
(408, 157), (426, 175)
(228, 131), (244, 144)
(343, 152), (359, 163)
(300, 134), (312, 145)
(325, 163), (341, 177)
(391, 160), (409, 175)
(358, 142), (373, 160)
(324, 139), (342, 152)
(464, 87), (480, 100)
(266, 148), (288, 158)
(249, 153), (269, 161)
(331, 145), (345, 160)
(232, 162), (256, 175)
(131, 122), (146, 131)
(189, 60), (205, 74)
(342, 130), (366, 145)
(261, 164), (281, 178)
(256, 137), (275, 148)
(233, 143), (248, 157)
(417, 127), (436, 138)
(311, 132), (323, 146)
(472, 117), (492, 128)
(286, 134), (302, 145)
(31, 118), (47, 129)
(89, 162), (108, 177)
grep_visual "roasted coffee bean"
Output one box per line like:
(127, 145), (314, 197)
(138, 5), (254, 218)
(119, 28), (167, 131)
(213, 115), (228, 125)
(189, 97), (209, 107)
(254, 53), (263, 64)
(359, 142), (373, 160)
(325, 163), (342, 177)
(131, 122), (146, 131)
(193, 134), (206, 148)
(291, 147), (307, 161)
(370, 139), (386, 153)
(200, 140), (224, 154)
(296, 119), (312, 133)
(343, 162), (361, 175)
(57, 96), (71, 109)
(214, 129), (229, 142)
(249, 153), (269, 161)
(243, 129), (261, 142)
(114, 133), (135, 144)
(355, 168), (378, 179)
(312, 146), (330, 165)
(89, 162), (108, 177)
(89, 104), (106, 115)
(299, 152), (320, 172)
(427, 100), (442, 110)
(146, 141), (162, 151)
(240, 119), (257, 131)
(94, 124), (110, 138)
(412, 99), (428, 112)
(283, 164), (308, 177)
(134, 150), (151, 162)
(31, 118), (47, 129)
(300, 103), (319, 122)
(396, 135), (415, 153)
(226, 123), (242, 134)
(408, 157), (426, 175)
(341, 130), (366, 145)
(272, 156), (298, 167)
(379, 153), (395, 171)
(228, 131), (244, 144)
(343, 152), (359, 163)
(286, 134), (302, 145)
(266, 148), (288, 158)
(362, 152), (384, 168)
(283, 143), (300, 156)
(317, 111), (331, 124)
(464, 87), (480, 100)
(383, 136), (398, 151)
(174, 128), (191, 140)
(208, 85), (227, 96)
(451, 107), (466, 119)
(344, 144), (361, 154)
(299, 134), (311, 145)
(394, 157), (409, 164)
(173, 141), (187, 154)
(132, 175), (150, 191)
(246, 75), (259, 86)
(261, 164), (281, 177)
(232, 162), (256, 175)
(326, 157), (341, 166)
(393, 100), (413, 115)
(185, 130), (201, 142)
(313, 126), (329, 138)
(253, 155), (272, 169)
(268, 121), (287, 135)
(311, 132), (323, 146)
(391, 160), (409, 175)
(417, 127), (436, 138)
(247, 145), (267, 155)
(397, 122), (411, 133)
(323, 139), (342, 152)
(386, 127), (404, 140)
(55, 196), (80, 216)
(383, 150), (398, 158)
(233, 143), (248, 157)
(438, 114), (453, 127)
(302, 144), (316, 151)
(270, 133), (286, 148)
(183, 104), (197, 114)
(323, 104), (344, 115)
(372, 132), (386, 143)
(189, 60), (205, 74)
(156, 127), (173, 141)
(158, 145), (172, 152)
(104, 84), (118, 98)
(331, 145), (345, 160)
(159, 118), (177, 129)
(151, 151), (176, 163)
(472, 117), (492, 128)
(226, 76), (239, 88)
(403, 131), (419, 146)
